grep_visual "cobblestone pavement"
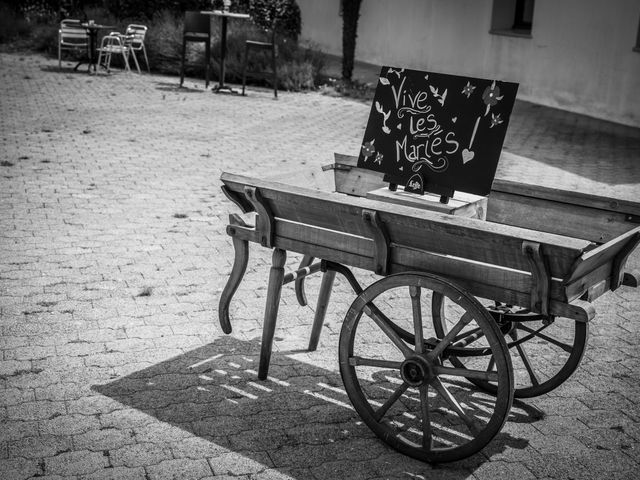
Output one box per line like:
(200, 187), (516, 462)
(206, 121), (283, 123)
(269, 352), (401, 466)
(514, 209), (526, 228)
(1, 52), (639, 480)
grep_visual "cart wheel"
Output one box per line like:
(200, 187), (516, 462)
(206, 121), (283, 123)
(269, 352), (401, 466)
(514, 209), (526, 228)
(432, 294), (588, 398)
(339, 273), (513, 463)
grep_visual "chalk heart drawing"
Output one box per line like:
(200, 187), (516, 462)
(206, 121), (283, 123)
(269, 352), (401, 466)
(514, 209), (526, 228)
(452, 117), (457, 123)
(462, 149), (475, 164)
(397, 123), (402, 130)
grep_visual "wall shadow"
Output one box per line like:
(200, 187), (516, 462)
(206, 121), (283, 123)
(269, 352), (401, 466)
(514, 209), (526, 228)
(503, 100), (640, 187)
(93, 336), (542, 477)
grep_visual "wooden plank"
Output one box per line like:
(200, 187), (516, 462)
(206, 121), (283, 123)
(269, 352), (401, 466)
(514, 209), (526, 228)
(492, 173), (640, 217)
(275, 220), (373, 259)
(366, 187), (487, 219)
(487, 190), (634, 243)
(264, 165), (335, 192)
(328, 153), (386, 196)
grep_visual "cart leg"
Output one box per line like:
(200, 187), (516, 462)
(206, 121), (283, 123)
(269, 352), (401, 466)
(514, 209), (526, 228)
(218, 216), (250, 334)
(259, 248), (287, 380)
(308, 269), (336, 351)
(294, 255), (314, 306)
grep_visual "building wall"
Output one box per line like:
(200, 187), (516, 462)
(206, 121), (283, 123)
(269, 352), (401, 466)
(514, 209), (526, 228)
(297, 0), (640, 127)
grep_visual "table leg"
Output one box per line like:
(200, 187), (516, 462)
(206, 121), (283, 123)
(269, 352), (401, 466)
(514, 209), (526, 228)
(213, 16), (238, 93)
(89, 31), (97, 72)
(220, 16), (227, 88)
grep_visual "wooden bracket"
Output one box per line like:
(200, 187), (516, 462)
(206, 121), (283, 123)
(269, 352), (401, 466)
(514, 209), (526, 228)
(611, 232), (640, 290)
(243, 186), (274, 248)
(222, 185), (254, 214)
(522, 241), (551, 316)
(363, 209), (390, 275)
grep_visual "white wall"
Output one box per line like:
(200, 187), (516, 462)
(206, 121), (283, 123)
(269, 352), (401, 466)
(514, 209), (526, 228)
(297, 0), (640, 127)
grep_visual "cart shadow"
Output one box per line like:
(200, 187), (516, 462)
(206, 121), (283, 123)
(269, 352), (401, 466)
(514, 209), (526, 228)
(92, 336), (539, 477)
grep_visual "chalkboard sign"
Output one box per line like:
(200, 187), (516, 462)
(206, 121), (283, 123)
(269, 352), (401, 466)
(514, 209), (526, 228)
(357, 67), (519, 197)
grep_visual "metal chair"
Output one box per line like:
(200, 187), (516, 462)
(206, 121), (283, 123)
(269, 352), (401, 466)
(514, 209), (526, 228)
(179, 11), (211, 88)
(96, 33), (137, 74)
(58, 19), (89, 71)
(125, 24), (150, 72)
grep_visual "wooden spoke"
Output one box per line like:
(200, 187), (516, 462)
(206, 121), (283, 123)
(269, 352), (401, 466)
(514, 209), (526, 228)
(451, 328), (487, 349)
(363, 302), (413, 358)
(433, 365), (499, 382)
(349, 356), (403, 369)
(410, 286), (424, 353)
(429, 312), (473, 360)
(374, 382), (410, 422)
(419, 385), (432, 450)
(518, 324), (574, 353)
(487, 355), (496, 373)
(515, 343), (540, 386)
(432, 378), (480, 435)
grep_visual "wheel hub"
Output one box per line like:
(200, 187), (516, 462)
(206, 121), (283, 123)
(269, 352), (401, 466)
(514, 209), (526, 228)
(400, 356), (433, 387)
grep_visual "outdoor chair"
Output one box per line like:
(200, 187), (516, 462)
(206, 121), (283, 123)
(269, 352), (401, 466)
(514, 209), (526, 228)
(96, 33), (139, 74)
(58, 19), (89, 71)
(241, 21), (278, 98)
(124, 24), (150, 72)
(179, 11), (211, 88)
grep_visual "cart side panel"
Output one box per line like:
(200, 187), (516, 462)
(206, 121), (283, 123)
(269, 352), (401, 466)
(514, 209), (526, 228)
(220, 172), (591, 281)
(487, 190), (634, 244)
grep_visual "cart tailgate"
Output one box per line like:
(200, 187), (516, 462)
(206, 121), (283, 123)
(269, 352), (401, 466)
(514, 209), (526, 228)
(564, 226), (640, 301)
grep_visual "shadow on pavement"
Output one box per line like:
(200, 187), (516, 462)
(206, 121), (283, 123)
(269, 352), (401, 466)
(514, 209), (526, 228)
(155, 81), (206, 93)
(503, 101), (640, 187)
(93, 336), (539, 477)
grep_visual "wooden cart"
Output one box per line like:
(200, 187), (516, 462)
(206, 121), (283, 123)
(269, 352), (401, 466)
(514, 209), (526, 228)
(218, 151), (639, 462)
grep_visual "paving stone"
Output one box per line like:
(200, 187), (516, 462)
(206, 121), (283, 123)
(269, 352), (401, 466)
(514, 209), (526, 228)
(44, 449), (109, 476)
(0, 457), (42, 480)
(109, 442), (173, 468)
(146, 458), (213, 480)
(78, 465), (147, 480)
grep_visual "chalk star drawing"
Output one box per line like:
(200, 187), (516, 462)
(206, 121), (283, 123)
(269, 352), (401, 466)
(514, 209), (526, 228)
(375, 101), (391, 134)
(429, 86), (448, 107)
(490, 113), (503, 128)
(461, 81), (476, 98)
(361, 140), (375, 161)
(482, 80), (504, 116)
(374, 152), (384, 165)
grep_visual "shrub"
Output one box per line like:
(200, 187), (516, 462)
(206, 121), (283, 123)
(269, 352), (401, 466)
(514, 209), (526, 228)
(0, 3), (31, 43)
(103, 0), (210, 20)
(143, 9), (184, 74)
(247, 0), (300, 41)
(0, 0), (326, 91)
